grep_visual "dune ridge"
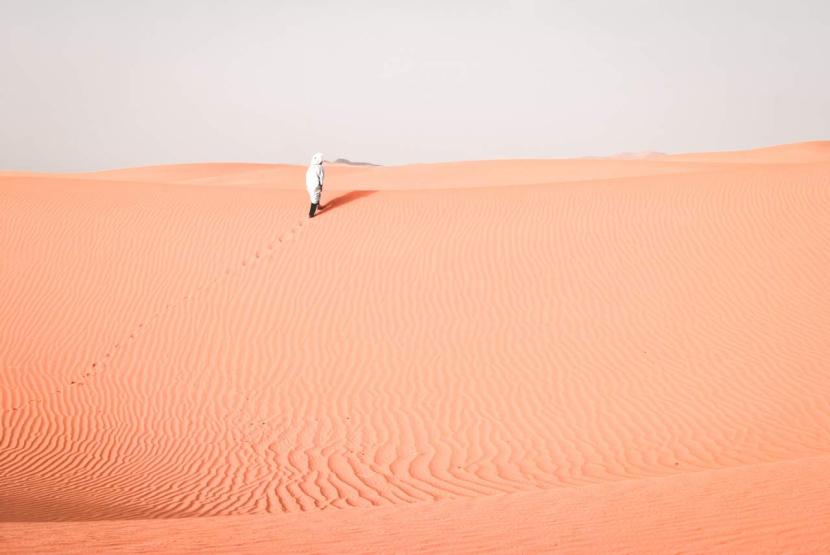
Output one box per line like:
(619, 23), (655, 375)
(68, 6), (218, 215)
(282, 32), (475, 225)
(4, 453), (830, 553)
(40, 140), (830, 189)
(2, 141), (830, 552)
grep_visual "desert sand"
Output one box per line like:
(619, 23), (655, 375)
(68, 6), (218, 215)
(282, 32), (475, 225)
(1, 142), (829, 553)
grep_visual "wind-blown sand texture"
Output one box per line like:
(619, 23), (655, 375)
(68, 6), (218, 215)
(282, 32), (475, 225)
(2, 142), (830, 553)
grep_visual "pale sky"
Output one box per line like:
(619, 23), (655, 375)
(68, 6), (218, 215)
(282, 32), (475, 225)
(2, 0), (829, 171)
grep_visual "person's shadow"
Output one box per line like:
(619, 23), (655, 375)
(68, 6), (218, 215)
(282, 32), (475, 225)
(319, 190), (376, 215)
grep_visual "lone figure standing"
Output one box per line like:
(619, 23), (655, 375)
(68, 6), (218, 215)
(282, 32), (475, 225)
(306, 152), (325, 218)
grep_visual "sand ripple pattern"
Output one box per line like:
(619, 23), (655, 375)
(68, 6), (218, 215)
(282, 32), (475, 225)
(2, 156), (830, 523)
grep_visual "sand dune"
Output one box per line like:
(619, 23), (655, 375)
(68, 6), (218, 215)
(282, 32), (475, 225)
(2, 142), (829, 552)
(76, 157), (728, 190)
(5, 454), (830, 553)
(667, 140), (830, 164)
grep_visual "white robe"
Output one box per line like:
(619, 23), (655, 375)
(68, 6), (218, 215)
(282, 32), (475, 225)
(305, 153), (324, 203)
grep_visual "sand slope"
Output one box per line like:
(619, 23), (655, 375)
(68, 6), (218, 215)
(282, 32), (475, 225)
(5, 454), (830, 553)
(2, 142), (830, 552)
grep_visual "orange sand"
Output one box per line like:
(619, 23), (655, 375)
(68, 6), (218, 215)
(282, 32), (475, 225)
(2, 142), (830, 553)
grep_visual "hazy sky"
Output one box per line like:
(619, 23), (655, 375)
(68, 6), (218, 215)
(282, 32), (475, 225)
(2, 0), (829, 170)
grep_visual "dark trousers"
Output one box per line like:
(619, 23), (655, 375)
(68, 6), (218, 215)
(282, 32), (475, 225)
(309, 202), (318, 218)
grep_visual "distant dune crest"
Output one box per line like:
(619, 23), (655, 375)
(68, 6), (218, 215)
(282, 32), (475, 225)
(329, 158), (380, 166)
(609, 151), (669, 159)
